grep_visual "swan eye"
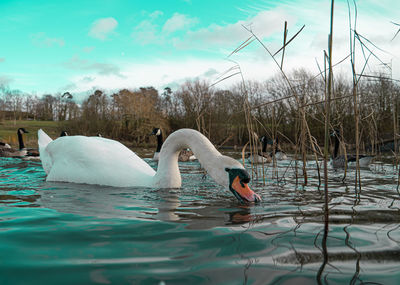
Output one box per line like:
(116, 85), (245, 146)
(238, 171), (250, 184)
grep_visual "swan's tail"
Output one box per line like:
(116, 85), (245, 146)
(38, 129), (52, 150)
(38, 129), (53, 175)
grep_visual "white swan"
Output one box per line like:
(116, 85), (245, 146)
(38, 128), (261, 203)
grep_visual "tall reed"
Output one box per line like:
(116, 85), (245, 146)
(317, 0), (334, 283)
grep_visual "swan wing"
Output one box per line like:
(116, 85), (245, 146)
(43, 135), (156, 187)
(38, 129), (53, 174)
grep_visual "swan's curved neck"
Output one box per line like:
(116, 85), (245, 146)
(152, 129), (224, 188)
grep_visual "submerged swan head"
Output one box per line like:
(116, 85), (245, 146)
(225, 167), (261, 203)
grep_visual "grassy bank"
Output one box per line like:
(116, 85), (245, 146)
(0, 120), (157, 150)
(0, 120), (61, 148)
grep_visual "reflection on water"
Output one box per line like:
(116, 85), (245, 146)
(0, 155), (399, 284)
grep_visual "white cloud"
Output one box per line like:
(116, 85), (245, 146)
(149, 10), (163, 19)
(132, 19), (159, 44)
(178, 10), (292, 48)
(64, 57), (277, 95)
(60, 82), (77, 92)
(64, 55), (124, 77)
(31, 32), (65, 47)
(203, 68), (218, 77)
(162, 13), (197, 34)
(89, 17), (118, 40)
(132, 12), (197, 44)
(15, 0), (400, 96)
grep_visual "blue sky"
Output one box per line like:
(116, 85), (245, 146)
(1, 0), (399, 99)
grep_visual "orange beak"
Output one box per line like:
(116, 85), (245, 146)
(231, 176), (261, 203)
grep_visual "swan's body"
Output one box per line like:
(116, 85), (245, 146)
(39, 128), (260, 202)
(39, 131), (155, 187)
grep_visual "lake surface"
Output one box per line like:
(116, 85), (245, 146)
(0, 151), (399, 285)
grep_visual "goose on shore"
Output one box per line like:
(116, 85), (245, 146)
(150, 128), (196, 162)
(331, 129), (374, 168)
(38, 128), (261, 203)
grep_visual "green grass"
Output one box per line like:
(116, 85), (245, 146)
(0, 120), (61, 148)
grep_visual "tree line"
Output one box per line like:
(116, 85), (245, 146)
(1, 68), (399, 152)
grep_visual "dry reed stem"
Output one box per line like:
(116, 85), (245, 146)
(273, 24), (305, 58)
(242, 25), (318, 186)
(317, 1), (335, 283)
(241, 141), (249, 168)
(280, 21), (288, 70)
(348, 0), (362, 192)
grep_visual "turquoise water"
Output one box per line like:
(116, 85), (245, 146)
(0, 154), (399, 285)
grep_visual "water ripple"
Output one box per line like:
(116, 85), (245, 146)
(0, 157), (400, 284)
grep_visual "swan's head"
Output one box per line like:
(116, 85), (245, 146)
(225, 167), (261, 203)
